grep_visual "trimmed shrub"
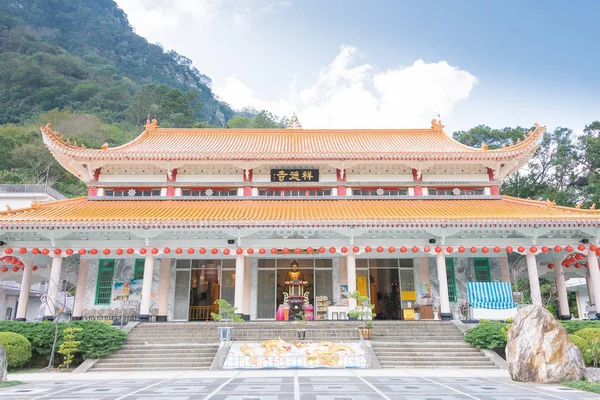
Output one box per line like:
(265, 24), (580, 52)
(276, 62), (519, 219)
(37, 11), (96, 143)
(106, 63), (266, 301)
(574, 328), (600, 344)
(0, 320), (126, 367)
(0, 332), (32, 368)
(570, 334), (592, 365)
(464, 321), (509, 350)
(561, 320), (600, 334)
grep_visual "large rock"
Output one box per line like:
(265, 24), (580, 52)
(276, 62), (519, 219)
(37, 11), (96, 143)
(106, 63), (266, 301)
(506, 305), (584, 383)
(0, 344), (7, 382)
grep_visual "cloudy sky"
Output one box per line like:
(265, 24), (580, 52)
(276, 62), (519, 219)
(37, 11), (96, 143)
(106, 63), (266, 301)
(115, 0), (599, 132)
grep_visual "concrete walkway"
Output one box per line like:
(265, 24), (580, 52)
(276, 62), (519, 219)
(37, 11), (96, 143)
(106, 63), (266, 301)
(3, 369), (599, 399)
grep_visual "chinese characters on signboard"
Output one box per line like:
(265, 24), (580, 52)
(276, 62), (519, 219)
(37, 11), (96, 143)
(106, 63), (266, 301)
(270, 169), (319, 182)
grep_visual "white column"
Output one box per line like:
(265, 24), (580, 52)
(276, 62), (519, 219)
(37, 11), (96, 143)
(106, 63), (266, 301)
(234, 253), (246, 318)
(72, 259), (89, 320)
(499, 256), (511, 283)
(346, 252), (357, 309)
(526, 250), (542, 306)
(587, 248), (600, 319)
(139, 254), (154, 322)
(43, 255), (63, 320)
(586, 270), (595, 308)
(157, 258), (171, 321)
(436, 253), (451, 320)
(553, 255), (570, 319)
(15, 259), (34, 321)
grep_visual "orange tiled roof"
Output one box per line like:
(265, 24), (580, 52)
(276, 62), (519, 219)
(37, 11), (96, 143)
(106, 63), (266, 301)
(41, 120), (545, 165)
(0, 196), (597, 230)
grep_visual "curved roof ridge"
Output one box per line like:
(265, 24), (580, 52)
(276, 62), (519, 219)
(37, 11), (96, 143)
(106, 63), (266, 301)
(0, 196), (86, 216)
(502, 195), (600, 214)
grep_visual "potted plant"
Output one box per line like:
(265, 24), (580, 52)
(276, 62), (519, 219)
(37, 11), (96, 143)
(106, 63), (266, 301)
(295, 309), (311, 340)
(211, 299), (244, 341)
(349, 290), (375, 339)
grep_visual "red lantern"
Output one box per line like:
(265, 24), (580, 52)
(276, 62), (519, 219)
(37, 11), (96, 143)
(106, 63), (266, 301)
(388, 246), (396, 253)
(482, 247), (489, 253)
(116, 248), (124, 255)
(446, 246), (454, 253)
(163, 248), (171, 254)
(11, 258), (18, 264)
(32, 248), (40, 255)
(54, 249), (62, 255)
(377, 246), (384, 253)
(565, 245), (574, 252)
(365, 246), (372, 253)
(259, 248), (266, 255)
(1, 267), (7, 273)
(236, 248), (243, 255)
(294, 248), (301, 254)
(412, 246), (419, 253)
(212, 248), (219, 255)
(175, 248), (183, 254)
(199, 248), (207, 254)
(578, 244), (586, 252)
(591, 245), (598, 252)
(127, 248), (134, 255)
(318, 247), (326, 254)
(548, 263), (554, 269)
(12, 266), (19, 272)
(585, 263), (589, 268)
(186, 248), (194, 255)
(341, 246), (348, 254)
(529, 246), (537, 253)
(32, 265), (38, 271)
(329, 247), (336, 254)
(78, 249), (86, 255)
(597, 249), (600, 256)
(19, 248), (27, 254)
(271, 248), (278, 254)
(435, 246), (443, 253)
(506, 246), (513, 253)
(493, 246), (501, 253)
(470, 246), (477, 253)
(353, 246), (360, 253)
(423, 246), (431, 253)
(517, 246), (525, 253)
(554, 245), (562, 252)
(139, 248), (147, 255)
(307, 247), (314, 254)
(458, 246), (466, 253)
(575, 253), (583, 260)
(541, 246), (549, 253)
(103, 249), (110, 255)
(4, 248), (12, 255)
(151, 248), (159, 255)
(400, 246), (407, 253)
(575, 262), (581, 269)
(282, 248), (290, 255)
(247, 248), (254, 255)
(564, 263), (570, 268)
(41, 248), (50, 255)
(66, 248), (74, 256)
(223, 249), (231, 255)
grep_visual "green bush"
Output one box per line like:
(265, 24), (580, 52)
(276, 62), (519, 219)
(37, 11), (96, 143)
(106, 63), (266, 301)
(574, 328), (600, 344)
(561, 320), (600, 334)
(570, 334), (592, 365)
(464, 321), (509, 350)
(0, 332), (32, 368)
(0, 320), (127, 366)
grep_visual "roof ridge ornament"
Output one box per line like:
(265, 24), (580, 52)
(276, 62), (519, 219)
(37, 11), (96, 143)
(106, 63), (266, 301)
(145, 118), (158, 132)
(431, 119), (444, 131)
(287, 113), (302, 129)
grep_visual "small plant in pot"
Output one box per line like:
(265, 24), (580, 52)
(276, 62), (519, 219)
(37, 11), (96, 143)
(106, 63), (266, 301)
(349, 290), (375, 339)
(295, 310), (312, 340)
(211, 299), (244, 341)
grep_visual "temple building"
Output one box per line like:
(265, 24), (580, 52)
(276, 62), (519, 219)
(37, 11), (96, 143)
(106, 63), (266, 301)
(0, 116), (599, 322)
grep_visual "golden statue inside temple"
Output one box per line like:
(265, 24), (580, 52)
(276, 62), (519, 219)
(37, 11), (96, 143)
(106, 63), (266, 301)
(285, 260), (305, 283)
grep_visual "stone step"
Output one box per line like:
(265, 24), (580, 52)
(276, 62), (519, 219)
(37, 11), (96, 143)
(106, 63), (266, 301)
(376, 355), (490, 361)
(100, 356), (215, 363)
(91, 366), (210, 371)
(380, 364), (499, 369)
(375, 352), (486, 358)
(370, 347), (480, 353)
(93, 361), (213, 369)
(379, 360), (497, 367)
(121, 344), (219, 350)
(105, 351), (217, 358)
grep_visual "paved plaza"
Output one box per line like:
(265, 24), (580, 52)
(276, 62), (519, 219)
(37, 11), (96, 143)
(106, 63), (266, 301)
(2, 370), (599, 400)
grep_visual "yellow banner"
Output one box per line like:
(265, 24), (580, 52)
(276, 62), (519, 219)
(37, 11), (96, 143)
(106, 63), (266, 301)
(356, 276), (367, 297)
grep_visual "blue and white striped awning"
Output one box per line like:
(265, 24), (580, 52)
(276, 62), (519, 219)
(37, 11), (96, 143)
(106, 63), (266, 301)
(468, 282), (517, 310)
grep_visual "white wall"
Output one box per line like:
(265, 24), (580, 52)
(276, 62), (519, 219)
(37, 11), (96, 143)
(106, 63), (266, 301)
(421, 173), (489, 182)
(99, 174), (165, 183)
(177, 174), (241, 183)
(346, 173), (413, 182)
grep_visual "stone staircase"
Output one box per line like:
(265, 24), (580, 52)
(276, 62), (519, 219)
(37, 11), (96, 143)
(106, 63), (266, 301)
(370, 321), (499, 369)
(90, 322), (220, 371)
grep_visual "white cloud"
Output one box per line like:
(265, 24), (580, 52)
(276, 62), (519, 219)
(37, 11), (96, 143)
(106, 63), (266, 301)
(215, 45), (478, 128)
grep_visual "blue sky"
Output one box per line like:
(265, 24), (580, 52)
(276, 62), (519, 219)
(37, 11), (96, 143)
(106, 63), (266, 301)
(116, 0), (599, 133)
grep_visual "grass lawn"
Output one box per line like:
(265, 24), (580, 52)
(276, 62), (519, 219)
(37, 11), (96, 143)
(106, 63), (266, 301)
(561, 381), (600, 394)
(0, 381), (23, 388)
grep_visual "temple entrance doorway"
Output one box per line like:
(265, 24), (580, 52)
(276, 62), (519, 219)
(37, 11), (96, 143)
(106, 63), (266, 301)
(172, 259), (235, 321)
(257, 258), (333, 320)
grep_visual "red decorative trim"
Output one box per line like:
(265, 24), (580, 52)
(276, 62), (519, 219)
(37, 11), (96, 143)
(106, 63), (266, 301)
(487, 168), (494, 181)
(243, 186), (252, 196)
(413, 186), (422, 196)
(92, 168), (101, 182)
(167, 168), (177, 183)
(490, 186), (500, 195)
(337, 186), (346, 196)
(88, 187), (98, 196)
(336, 169), (346, 182)
(412, 169), (422, 182)
(166, 187), (175, 196)
(243, 169), (253, 183)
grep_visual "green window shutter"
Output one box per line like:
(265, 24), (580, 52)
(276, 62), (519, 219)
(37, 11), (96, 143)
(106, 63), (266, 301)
(445, 258), (457, 303)
(95, 259), (115, 305)
(133, 259), (145, 280)
(474, 258), (491, 282)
